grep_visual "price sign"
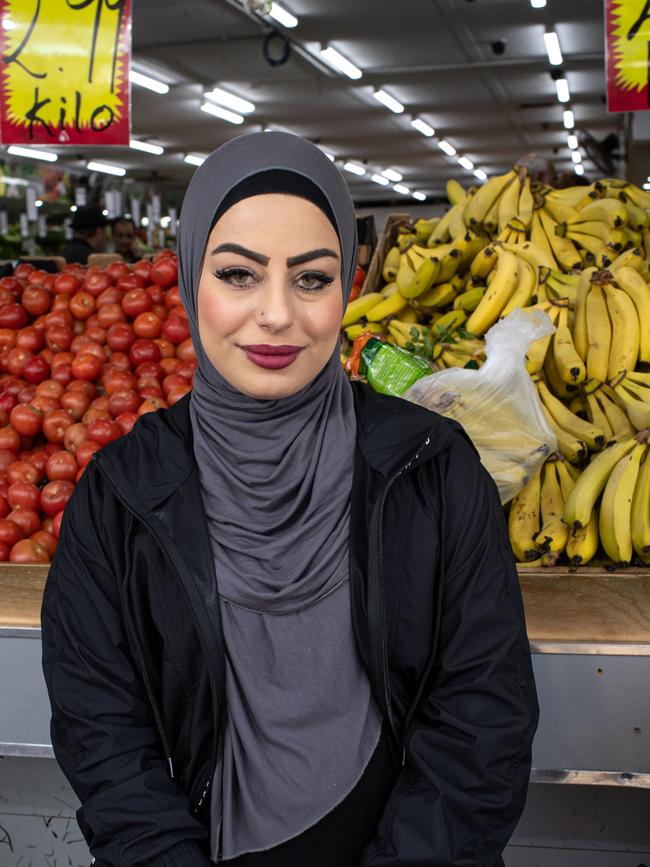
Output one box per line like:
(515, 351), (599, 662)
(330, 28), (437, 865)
(0, 0), (131, 145)
(607, 0), (650, 112)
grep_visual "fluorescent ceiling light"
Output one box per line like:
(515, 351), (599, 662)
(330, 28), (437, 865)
(129, 139), (164, 155)
(343, 161), (366, 176)
(184, 154), (205, 166)
(393, 184), (410, 195)
(87, 161), (126, 176)
(544, 31), (563, 66)
(411, 118), (435, 137)
(381, 168), (402, 182)
(575, 164), (585, 176)
(412, 191), (427, 201)
(204, 87), (255, 114)
(373, 89), (404, 114)
(130, 69), (169, 94)
(563, 109), (575, 129)
(70, 205), (77, 212)
(438, 140), (456, 156)
(474, 168), (488, 181)
(556, 79), (570, 103)
(269, 2), (298, 27)
(7, 144), (57, 162)
(35, 199), (43, 207)
(320, 46), (362, 80)
(571, 150), (582, 164)
(201, 102), (244, 124)
(0, 176), (29, 186)
(567, 133), (578, 149)
(371, 174), (390, 186)
(458, 156), (474, 171)
(530, 0), (546, 7)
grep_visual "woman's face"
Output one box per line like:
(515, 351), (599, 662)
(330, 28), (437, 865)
(197, 193), (344, 400)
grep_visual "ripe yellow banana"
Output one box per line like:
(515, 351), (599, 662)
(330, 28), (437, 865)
(555, 457), (577, 501)
(400, 258), (439, 299)
(498, 240), (556, 271)
(631, 447), (650, 565)
(540, 407), (587, 465)
(418, 282), (457, 309)
(531, 210), (559, 269)
(453, 286), (485, 312)
(572, 267), (596, 360)
(566, 512), (599, 566)
(585, 392), (614, 441)
(517, 175), (535, 229)
(537, 379), (606, 451)
(599, 443), (647, 563)
(446, 179), (467, 206)
(542, 198), (579, 225)
(594, 387), (636, 439)
(365, 291), (409, 322)
(508, 466), (542, 562)
(570, 197), (628, 227)
(585, 283), (612, 383)
(470, 245), (498, 279)
(525, 303), (556, 375)
(396, 257), (416, 294)
(552, 305), (586, 384)
(564, 436), (638, 529)
(604, 283), (640, 380)
(536, 460), (569, 554)
(433, 309), (467, 336)
(612, 382), (650, 431)
(344, 322), (384, 340)
(613, 267), (650, 364)
(429, 202), (463, 245)
(464, 169), (516, 227)
(381, 281), (398, 298)
(497, 172), (522, 233)
(466, 248), (520, 335)
(342, 292), (384, 327)
(382, 246), (401, 282)
(538, 208), (582, 271)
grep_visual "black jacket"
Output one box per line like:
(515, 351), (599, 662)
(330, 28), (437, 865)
(41, 382), (539, 867)
(61, 236), (96, 264)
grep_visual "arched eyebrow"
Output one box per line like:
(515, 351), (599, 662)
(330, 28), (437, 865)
(210, 242), (339, 267)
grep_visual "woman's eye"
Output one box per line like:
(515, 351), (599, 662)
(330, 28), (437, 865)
(298, 272), (334, 291)
(216, 267), (255, 287)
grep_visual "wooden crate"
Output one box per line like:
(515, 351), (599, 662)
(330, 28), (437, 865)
(360, 212), (411, 297)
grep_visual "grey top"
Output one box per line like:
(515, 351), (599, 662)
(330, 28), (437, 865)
(176, 131), (382, 859)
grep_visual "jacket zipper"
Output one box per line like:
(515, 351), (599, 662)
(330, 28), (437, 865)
(93, 455), (220, 813)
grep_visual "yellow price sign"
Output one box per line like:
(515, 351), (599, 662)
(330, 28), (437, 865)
(607, 0), (650, 112)
(0, 0), (131, 144)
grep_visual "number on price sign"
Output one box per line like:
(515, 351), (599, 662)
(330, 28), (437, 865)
(0, 0), (131, 145)
(607, 0), (650, 112)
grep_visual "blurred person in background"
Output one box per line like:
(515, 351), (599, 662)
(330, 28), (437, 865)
(111, 215), (144, 263)
(61, 206), (109, 264)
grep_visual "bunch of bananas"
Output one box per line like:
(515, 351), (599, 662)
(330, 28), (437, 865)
(341, 165), (650, 568)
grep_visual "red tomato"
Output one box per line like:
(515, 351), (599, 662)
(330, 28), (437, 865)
(45, 308), (74, 329)
(52, 295), (71, 311)
(133, 312), (163, 339)
(116, 274), (146, 292)
(6, 347), (34, 378)
(10, 538), (50, 563)
(102, 367), (137, 395)
(26, 269), (48, 286)
(35, 379), (65, 399)
(167, 384), (192, 404)
(71, 353), (103, 382)
(122, 288), (152, 318)
(7, 481), (41, 510)
(41, 516), (55, 533)
(162, 373), (187, 395)
(73, 339), (106, 361)
(31, 395), (60, 415)
(89, 395), (109, 411)
(82, 408), (111, 424)
(16, 326), (45, 353)
(67, 379), (97, 399)
(161, 314), (190, 345)
(176, 338), (196, 362)
(175, 361), (196, 381)
(159, 357), (180, 376)
(0, 494), (9, 518)
(13, 263), (35, 281)
(69, 291), (96, 320)
(49, 351), (74, 369)
(60, 390), (90, 421)
(96, 286), (124, 309)
(97, 303), (126, 329)
(41, 479), (75, 517)
(51, 363), (74, 387)
(108, 389), (141, 416)
(86, 326), (107, 345)
(26, 449), (49, 476)
(133, 260), (152, 282)
(7, 507), (41, 538)
(145, 284), (164, 304)
(7, 459), (41, 484)
(46, 450), (78, 481)
(84, 271), (112, 297)
(137, 397), (168, 415)
(163, 285), (182, 310)
(0, 303), (28, 329)
(31, 529), (57, 557)
(43, 409), (75, 443)
(63, 422), (89, 454)
(129, 339), (161, 366)
(0, 449), (15, 471)
(87, 418), (122, 446)
(106, 322), (135, 353)
(0, 328), (17, 349)
(0, 276), (21, 295)
(106, 261), (131, 283)
(0, 518), (24, 545)
(10, 404), (43, 437)
(45, 324), (74, 352)
(0, 539), (9, 560)
(153, 337), (175, 359)
(114, 411), (138, 435)
(108, 351), (130, 370)
(0, 426), (21, 452)
(21, 285), (51, 317)
(76, 440), (102, 468)
(53, 273), (81, 295)
(53, 510), (65, 538)
(150, 258), (177, 289)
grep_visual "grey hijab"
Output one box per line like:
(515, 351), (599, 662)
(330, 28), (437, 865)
(177, 131), (382, 859)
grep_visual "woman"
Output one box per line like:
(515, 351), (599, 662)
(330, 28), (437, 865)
(41, 131), (539, 867)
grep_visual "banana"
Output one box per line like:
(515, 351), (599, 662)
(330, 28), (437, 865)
(543, 198), (579, 225)
(536, 460), (569, 554)
(585, 283), (612, 384)
(453, 286), (485, 312)
(517, 175), (535, 229)
(585, 392), (614, 441)
(470, 245), (498, 279)
(365, 291), (409, 322)
(621, 182), (650, 211)
(449, 200), (469, 240)
(444, 336), (486, 357)
(546, 270), (580, 305)
(539, 208), (582, 271)
(396, 257), (416, 294)
(594, 386), (636, 439)
(555, 457), (577, 501)
(446, 179), (467, 206)
(508, 466), (543, 562)
(565, 230), (608, 257)
(341, 292), (384, 327)
(552, 305), (586, 384)
(429, 202), (463, 245)
(497, 172), (522, 233)
(500, 257), (536, 317)
(572, 267), (596, 360)
(418, 282), (457, 309)
(544, 341), (579, 401)
(382, 246), (401, 282)
(433, 309), (467, 337)
(541, 403), (587, 464)
(400, 258), (438, 299)
(570, 197), (628, 227)
(464, 169), (516, 227)
(547, 184), (599, 209)
(599, 443), (647, 563)
(627, 370), (650, 387)
(612, 382), (650, 431)
(465, 248), (520, 335)
(531, 210), (559, 268)
(613, 267), (650, 364)
(413, 217), (439, 244)
(498, 240), (556, 271)
(381, 281), (398, 298)
(537, 378), (606, 451)
(567, 511), (600, 566)
(604, 283), (640, 380)
(388, 320), (430, 348)
(483, 195), (501, 235)
(344, 322), (385, 340)
(440, 349), (475, 368)
(525, 304), (556, 375)
(564, 436), (638, 529)
(631, 447), (650, 565)
(398, 307), (419, 323)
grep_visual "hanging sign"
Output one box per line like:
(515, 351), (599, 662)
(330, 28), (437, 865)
(0, 0), (132, 145)
(607, 0), (650, 112)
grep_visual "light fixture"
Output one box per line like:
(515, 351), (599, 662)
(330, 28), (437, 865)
(571, 150), (582, 164)
(129, 139), (164, 155)
(563, 109), (575, 129)
(412, 191), (427, 201)
(200, 102), (244, 124)
(35, 199), (43, 208)
(343, 161), (366, 176)
(160, 215), (172, 228)
(411, 118), (435, 137)
(474, 168), (488, 181)
(544, 32), (563, 66)
(373, 89), (404, 114)
(575, 164), (585, 176)
(320, 46), (362, 80)
(204, 87), (255, 114)
(458, 156), (474, 171)
(0, 176), (29, 186)
(438, 140), (457, 157)
(142, 216), (150, 227)
(381, 168), (402, 182)
(184, 154), (205, 166)
(268, 2), (298, 28)
(130, 69), (169, 94)
(86, 161), (126, 176)
(567, 133), (578, 149)
(70, 205), (78, 212)
(530, 0), (546, 6)
(102, 209), (109, 216)
(556, 79), (570, 103)
(7, 144), (57, 162)
(393, 183), (410, 195)
(371, 174), (390, 186)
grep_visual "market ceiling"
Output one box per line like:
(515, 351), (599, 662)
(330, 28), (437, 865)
(1, 0), (618, 204)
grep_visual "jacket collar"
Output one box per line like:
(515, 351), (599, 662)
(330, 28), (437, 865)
(93, 380), (461, 515)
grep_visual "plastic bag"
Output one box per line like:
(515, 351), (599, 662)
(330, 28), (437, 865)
(403, 308), (558, 504)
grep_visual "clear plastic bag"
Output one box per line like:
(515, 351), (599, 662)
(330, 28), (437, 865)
(403, 308), (558, 504)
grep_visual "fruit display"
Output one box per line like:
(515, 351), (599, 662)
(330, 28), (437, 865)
(341, 168), (650, 568)
(0, 254), (195, 565)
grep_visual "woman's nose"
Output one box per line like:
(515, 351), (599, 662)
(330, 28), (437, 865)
(255, 275), (293, 330)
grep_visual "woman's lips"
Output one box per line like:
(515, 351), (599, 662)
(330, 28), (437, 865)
(240, 344), (303, 370)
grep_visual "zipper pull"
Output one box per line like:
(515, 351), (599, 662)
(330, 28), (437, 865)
(167, 755), (174, 779)
(401, 745), (406, 767)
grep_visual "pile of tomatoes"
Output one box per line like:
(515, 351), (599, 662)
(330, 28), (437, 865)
(0, 251), (195, 564)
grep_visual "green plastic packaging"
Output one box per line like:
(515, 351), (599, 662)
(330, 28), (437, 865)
(360, 338), (432, 397)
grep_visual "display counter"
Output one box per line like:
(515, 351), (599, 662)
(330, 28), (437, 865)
(1, 564), (649, 787)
